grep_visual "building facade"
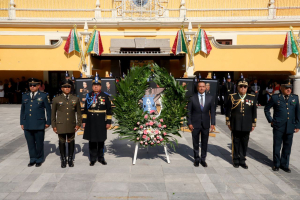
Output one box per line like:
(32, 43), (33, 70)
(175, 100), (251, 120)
(0, 0), (300, 94)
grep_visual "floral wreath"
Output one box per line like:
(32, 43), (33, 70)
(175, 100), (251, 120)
(113, 64), (188, 150)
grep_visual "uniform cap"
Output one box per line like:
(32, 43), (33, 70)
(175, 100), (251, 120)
(227, 73), (231, 79)
(61, 79), (73, 87)
(28, 78), (40, 84)
(237, 78), (249, 86)
(92, 75), (101, 85)
(282, 79), (293, 88)
(65, 71), (70, 77)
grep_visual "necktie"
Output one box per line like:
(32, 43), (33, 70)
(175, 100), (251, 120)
(31, 92), (35, 100)
(66, 95), (69, 100)
(200, 95), (203, 109)
(285, 95), (289, 102)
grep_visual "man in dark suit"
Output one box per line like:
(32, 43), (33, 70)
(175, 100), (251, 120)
(226, 78), (257, 169)
(188, 81), (216, 167)
(20, 78), (51, 167)
(264, 79), (300, 173)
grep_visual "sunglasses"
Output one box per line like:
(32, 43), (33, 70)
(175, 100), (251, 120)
(29, 84), (37, 87)
(62, 86), (71, 88)
(239, 85), (248, 88)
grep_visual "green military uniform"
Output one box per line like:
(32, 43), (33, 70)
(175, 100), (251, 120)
(226, 78), (257, 168)
(264, 79), (300, 172)
(51, 79), (82, 168)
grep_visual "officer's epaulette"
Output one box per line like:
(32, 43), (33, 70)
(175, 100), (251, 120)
(248, 94), (255, 96)
(22, 91), (29, 95)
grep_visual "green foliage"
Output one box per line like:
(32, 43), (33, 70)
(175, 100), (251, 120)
(112, 64), (188, 150)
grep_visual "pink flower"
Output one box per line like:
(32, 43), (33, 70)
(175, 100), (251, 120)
(155, 130), (159, 134)
(158, 124), (162, 128)
(140, 125), (143, 129)
(144, 115), (148, 119)
(160, 138), (164, 141)
(163, 132), (167, 136)
(146, 123), (149, 126)
(156, 136), (160, 139)
(160, 119), (163, 122)
(157, 141), (160, 144)
(149, 121), (154, 126)
(154, 138), (157, 141)
(143, 130), (148, 135)
(152, 117), (156, 120)
(151, 142), (154, 145)
(140, 141), (143, 144)
(136, 137), (139, 140)
(137, 122), (140, 125)
(145, 142), (148, 145)
(147, 137), (150, 141)
(142, 135), (147, 139)
(134, 127), (137, 131)
(163, 125), (167, 128)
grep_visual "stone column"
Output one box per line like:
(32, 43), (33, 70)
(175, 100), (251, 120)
(268, 0), (276, 20)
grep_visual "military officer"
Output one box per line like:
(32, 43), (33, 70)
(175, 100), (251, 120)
(51, 79), (82, 168)
(264, 79), (300, 173)
(82, 76), (112, 166)
(20, 78), (51, 167)
(226, 78), (257, 169)
(222, 73), (235, 113)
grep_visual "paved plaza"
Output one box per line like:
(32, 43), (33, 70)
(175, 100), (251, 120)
(0, 105), (300, 200)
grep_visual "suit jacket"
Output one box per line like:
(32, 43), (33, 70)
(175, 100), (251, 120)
(187, 93), (216, 129)
(20, 91), (51, 130)
(226, 93), (257, 132)
(264, 93), (300, 134)
(51, 94), (82, 134)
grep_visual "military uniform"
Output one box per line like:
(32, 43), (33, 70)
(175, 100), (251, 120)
(51, 79), (82, 168)
(226, 78), (257, 167)
(20, 78), (51, 166)
(82, 78), (112, 165)
(222, 74), (235, 114)
(264, 80), (300, 172)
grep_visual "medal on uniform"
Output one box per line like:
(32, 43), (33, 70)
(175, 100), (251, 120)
(241, 99), (244, 103)
(92, 103), (96, 108)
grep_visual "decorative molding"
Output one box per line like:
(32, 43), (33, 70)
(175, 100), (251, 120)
(0, 38), (65, 49)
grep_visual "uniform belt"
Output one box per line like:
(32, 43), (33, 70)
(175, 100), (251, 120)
(88, 109), (106, 113)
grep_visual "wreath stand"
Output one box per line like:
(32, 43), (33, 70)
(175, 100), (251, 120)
(133, 143), (170, 165)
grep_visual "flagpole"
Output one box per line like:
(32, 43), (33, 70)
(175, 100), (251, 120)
(189, 24), (201, 67)
(83, 26), (97, 59)
(181, 25), (192, 67)
(74, 24), (86, 72)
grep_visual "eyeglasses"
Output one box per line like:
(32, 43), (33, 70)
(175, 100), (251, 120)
(239, 85), (247, 88)
(62, 86), (71, 88)
(29, 85), (37, 87)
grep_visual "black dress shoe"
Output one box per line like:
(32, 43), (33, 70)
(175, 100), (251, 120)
(200, 161), (208, 168)
(272, 166), (279, 171)
(98, 159), (107, 165)
(280, 166), (291, 173)
(90, 161), (96, 166)
(35, 163), (42, 167)
(28, 162), (35, 167)
(194, 161), (199, 167)
(240, 164), (248, 169)
(233, 163), (239, 168)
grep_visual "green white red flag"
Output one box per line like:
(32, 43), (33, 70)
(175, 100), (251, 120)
(87, 30), (104, 56)
(172, 30), (188, 55)
(194, 29), (212, 55)
(282, 31), (299, 58)
(64, 29), (80, 53)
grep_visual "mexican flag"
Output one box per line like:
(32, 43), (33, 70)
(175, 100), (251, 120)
(64, 29), (80, 53)
(172, 30), (188, 55)
(282, 31), (299, 58)
(87, 30), (104, 56)
(194, 29), (212, 55)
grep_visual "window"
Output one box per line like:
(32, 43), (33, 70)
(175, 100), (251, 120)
(50, 40), (59, 45)
(216, 40), (232, 45)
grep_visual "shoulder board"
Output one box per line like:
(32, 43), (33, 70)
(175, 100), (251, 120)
(248, 94), (255, 96)
(103, 92), (110, 96)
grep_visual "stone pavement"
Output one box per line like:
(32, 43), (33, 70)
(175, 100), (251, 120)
(0, 105), (300, 200)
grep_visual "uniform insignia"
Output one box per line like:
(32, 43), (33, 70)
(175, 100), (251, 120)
(59, 102), (63, 105)
(37, 97), (43, 102)
(72, 100), (76, 106)
(292, 99), (295, 102)
(24, 99), (28, 102)
(254, 118), (257, 122)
